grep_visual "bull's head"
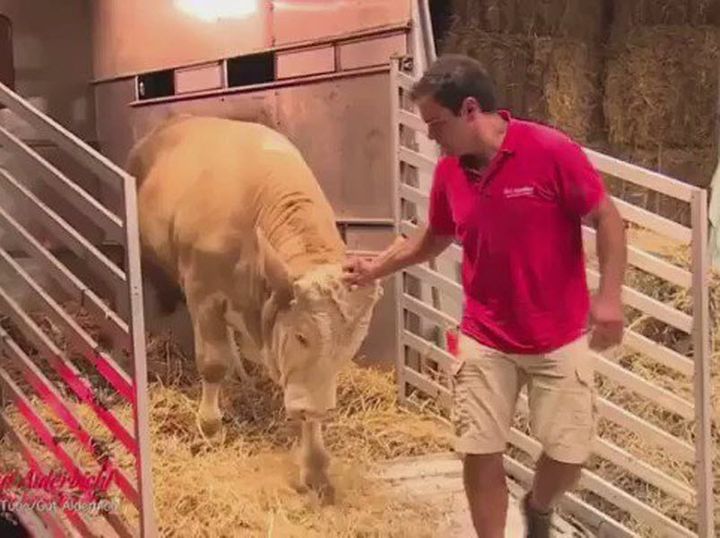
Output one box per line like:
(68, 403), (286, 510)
(253, 229), (382, 420)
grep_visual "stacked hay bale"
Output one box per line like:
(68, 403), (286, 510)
(603, 0), (720, 221)
(440, 0), (608, 145)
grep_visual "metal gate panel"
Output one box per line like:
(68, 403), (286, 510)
(0, 81), (155, 536)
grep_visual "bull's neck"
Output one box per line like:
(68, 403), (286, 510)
(258, 191), (344, 275)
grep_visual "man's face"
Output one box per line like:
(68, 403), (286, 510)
(416, 95), (475, 156)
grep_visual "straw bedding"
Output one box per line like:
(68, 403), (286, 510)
(1, 241), (718, 535)
(1, 235), (718, 536)
(0, 324), (454, 537)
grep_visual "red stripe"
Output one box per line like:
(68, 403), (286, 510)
(16, 397), (79, 474)
(46, 352), (137, 456)
(112, 467), (140, 508)
(90, 352), (134, 404)
(10, 436), (69, 538)
(17, 371), (139, 506)
(20, 367), (94, 452)
(446, 328), (459, 356)
(13, 433), (116, 538)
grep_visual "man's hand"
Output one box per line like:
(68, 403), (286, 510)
(342, 231), (451, 289)
(342, 236), (408, 288)
(584, 196), (626, 351)
(342, 256), (378, 288)
(588, 293), (624, 351)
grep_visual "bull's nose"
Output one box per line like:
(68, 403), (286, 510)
(283, 381), (336, 420)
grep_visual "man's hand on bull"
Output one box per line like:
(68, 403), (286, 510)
(343, 235), (410, 288)
(342, 256), (379, 288)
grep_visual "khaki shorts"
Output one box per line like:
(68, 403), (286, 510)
(452, 333), (597, 464)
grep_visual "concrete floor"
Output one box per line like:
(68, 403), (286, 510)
(374, 452), (593, 538)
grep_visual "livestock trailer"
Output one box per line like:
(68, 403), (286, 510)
(0, 1), (714, 537)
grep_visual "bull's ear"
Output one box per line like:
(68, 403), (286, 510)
(256, 228), (293, 304)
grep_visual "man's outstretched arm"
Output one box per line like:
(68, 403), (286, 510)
(343, 225), (454, 287)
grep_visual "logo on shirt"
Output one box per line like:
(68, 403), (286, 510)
(503, 186), (535, 198)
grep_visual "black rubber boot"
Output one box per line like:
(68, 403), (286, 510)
(522, 492), (553, 538)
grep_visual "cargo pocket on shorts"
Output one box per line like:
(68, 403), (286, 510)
(574, 353), (597, 442)
(451, 362), (470, 439)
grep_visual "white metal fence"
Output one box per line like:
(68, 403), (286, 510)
(390, 60), (714, 537)
(0, 82), (155, 537)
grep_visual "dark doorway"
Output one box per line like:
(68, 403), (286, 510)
(0, 15), (14, 91)
(429, 0), (454, 54)
(137, 69), (175, 100)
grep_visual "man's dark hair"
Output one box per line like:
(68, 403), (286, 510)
(410, 54), (497, 115)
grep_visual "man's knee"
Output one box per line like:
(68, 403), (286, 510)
(462, 452), (506, 488)
(536, 453), (584, 483)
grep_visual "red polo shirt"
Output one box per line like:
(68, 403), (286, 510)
(428, 111), (606, 354)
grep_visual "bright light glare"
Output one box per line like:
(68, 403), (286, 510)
(176, 0), (259, 22)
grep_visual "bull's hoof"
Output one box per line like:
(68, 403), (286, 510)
(316, 483), (335, 506)
(301, 471), (336, 506)
(196, 413), (224, 441)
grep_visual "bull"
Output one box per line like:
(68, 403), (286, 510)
(126, 115), (382, 502)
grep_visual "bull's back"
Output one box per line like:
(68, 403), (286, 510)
(130, 116), (340, 272)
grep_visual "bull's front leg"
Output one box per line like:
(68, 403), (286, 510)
(298, 419), (334, 504)
(189, 294), (233, 439)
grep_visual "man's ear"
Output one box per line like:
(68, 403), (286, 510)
(462, 96), (481, 118)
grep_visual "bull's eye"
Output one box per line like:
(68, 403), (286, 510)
(295, 333), (308, 346)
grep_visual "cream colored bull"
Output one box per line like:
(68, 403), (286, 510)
(127, 115), (382, 502)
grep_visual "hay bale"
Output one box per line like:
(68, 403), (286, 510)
(530, 37), (604, 143)
(596, 143), (715, 226)
(447, 0), (607, 42)
(611, 0), (720, 39)
(600, 145), (715, 226)
(442, 29), (531, 115)
(604, 26), (720, 149)
(614, 145), (716, 187)
(442, 27), (603, 142)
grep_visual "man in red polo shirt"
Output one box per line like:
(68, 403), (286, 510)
(343, 54), (626, 537)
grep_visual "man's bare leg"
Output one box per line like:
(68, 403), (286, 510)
(463, 453), (508, 538)
(521, 454), (582, 537)
(529, 453), (581, 511)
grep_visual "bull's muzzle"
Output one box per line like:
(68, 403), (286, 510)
(283, 381), (336, 421)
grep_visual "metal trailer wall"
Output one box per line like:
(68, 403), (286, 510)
(0, 0), (102, 300)
(0, 0), (95, 142)
(90, 0), (413, 366)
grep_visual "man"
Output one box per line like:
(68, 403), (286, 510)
(343, 54), (627, 537)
